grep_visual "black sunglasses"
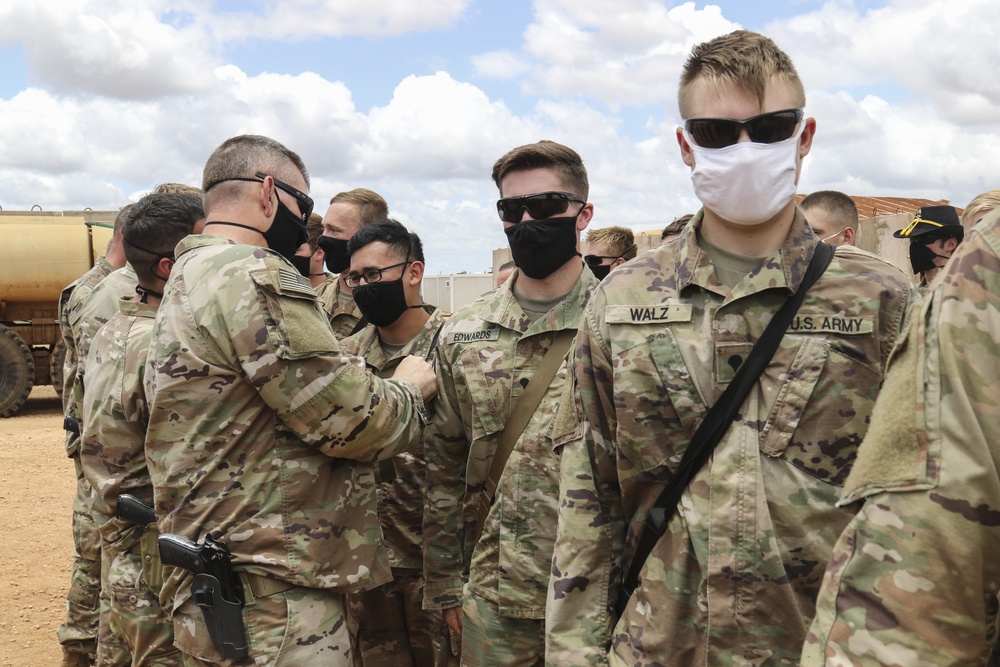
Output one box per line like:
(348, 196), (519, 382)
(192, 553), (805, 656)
(583, 254), (620, 267)
(496, 191), (585, 224)
(684, 108), (803, 149)
(255, 172), (314, 223)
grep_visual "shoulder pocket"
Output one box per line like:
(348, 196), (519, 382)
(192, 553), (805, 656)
(250, 267), (338, 360)
(457, 345), (505, 440)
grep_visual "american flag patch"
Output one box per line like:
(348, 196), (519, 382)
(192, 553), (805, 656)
(277, 268), (317, 296)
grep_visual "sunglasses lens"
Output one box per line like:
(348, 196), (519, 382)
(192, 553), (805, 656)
(583, 255), (602, 267)
(688, 119), (739, 149)
(748, 111), (799, 144)
(497, 193), (574, 223)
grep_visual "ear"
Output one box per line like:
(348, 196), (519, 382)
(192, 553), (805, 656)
(407, 260), (424, 286)
(613, 257), (626, 269)
(798, 116), (817, 160)
(842, 226), (855, 245)
(945, 237), (959, 253)
(157, 256), (176, 280)
(259, 176), (276, 218)
(576, 202), (594, 233)
(677, 127), (695, 169)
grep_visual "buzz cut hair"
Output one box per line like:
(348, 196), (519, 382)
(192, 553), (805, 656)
(586, 226), (637, 260)
(330, 188), (389, 228)
(201, 134), (309, 210)
(800, 190), (859, 232)
(491, 140), (589, 200)
(679, 30), (805, 119)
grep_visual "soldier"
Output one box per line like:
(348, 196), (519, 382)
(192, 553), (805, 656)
(660, 213), (692, 245)
(495, 260), (516, 288)
(289, 212), (330, 283)
(961, 188), (1000, 230)
(339, 219), (455, 667)
(143, 134), (436, 666)
(801, 190), (858, 246)
(544, 30), (914, 665)
(893, 204), (964, 286)
(56, 204), (130, 667)
(803, 207), (1000, 665)
(316, 188), (391, 338)
(80, 192), (204, 666)
(583, 226), (637, 280)
(423, 140), (599, 666)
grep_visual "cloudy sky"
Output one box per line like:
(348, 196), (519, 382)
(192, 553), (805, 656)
(1, 0), (997, 273)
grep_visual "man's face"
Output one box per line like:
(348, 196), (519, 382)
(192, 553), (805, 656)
(348, 241), (418, 294)
(677, 76), (815, 180)
(321, 202), (362, 241)
(802, 206), (852, 245)
(585, 241), (620, 268)
(499, 167), (591, 233)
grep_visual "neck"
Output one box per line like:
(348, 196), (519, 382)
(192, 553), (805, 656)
(202, 205), (269, 247)
(309, 273), (327, 288)
(700, 200), (796, 258)
(923, 266), (941, 283)
(513, 257), (583, 301)
(377, 306), (430, 346)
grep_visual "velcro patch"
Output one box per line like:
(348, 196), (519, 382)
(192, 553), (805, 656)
(449, 328), (501, 344)
(606, 304), (694, 324)
(787, 314), (873, 335)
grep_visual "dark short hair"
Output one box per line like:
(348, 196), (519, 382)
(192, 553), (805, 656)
(661, 213), (693, 239)
(123, 192), (204, 286)
(202, 134), (308, 210)
(347, 218), (424, 264)
(800, 190), (859, 232)
(491, 140), (589, 200)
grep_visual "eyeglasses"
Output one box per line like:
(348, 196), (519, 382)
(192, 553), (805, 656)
(204, 172), (314, 223)
(496, 191), (585, 224)
(684, 108), (804, 149)
(344, 260), (411, 288)
(897, 217), (944, 239)
(583, 254), (621, 267)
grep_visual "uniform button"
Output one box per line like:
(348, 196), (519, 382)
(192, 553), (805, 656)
(129, 595), (138, 603)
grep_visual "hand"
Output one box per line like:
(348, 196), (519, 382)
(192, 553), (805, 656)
(392, 356), (438, 403)
(443, 606), (463, 638)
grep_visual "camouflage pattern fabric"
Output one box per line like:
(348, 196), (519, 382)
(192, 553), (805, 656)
(81, 298), (175, 665)
(803, 208), (1000, 666)
(422, 268), (597, 630)
(544, 210), (914, 666)
(341, 306), (457, 666)
(317, 275), (363, 339)
(461, 591), (544, 667)
(144, 235), (428, 630)
(56, 256), (116, 654)
(173, 583), (352, 666)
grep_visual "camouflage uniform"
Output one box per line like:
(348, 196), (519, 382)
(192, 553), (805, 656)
(144, 235), (428, 665)
(81, 297), (178, 666)
(56, 256), (116, 658)
(317, 274), (364, 339)
(545, 211), (914, 666)
(803, 208), (1000, 666)
(423, 268), (598, 665)
(341, 307), (457, 666)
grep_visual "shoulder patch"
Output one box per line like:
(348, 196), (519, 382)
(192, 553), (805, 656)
(250, 267), (319, 299)
(606, 304), (693, 324)
(448, 327), (501, 344)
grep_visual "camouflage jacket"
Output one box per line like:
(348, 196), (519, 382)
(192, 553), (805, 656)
(340, 306), (447, 571)
(317, 274), (364, 339)
(144, 235), (429, 608)
(803, 208), (1000, 666)
(58, 256), (115, 455)
(423, 267), (598, 619)
(545, 211), (914, 665)
(80, 297), (155, 537)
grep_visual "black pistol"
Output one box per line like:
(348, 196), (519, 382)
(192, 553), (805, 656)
(115, 494), (156, 526)
(158, 533), (248, 659)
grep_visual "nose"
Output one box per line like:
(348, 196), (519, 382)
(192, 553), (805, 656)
(737, 127), (752, 143)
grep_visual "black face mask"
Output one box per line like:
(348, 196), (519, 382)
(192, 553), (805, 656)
(264, 198), (308, 261)
(317, 236), (351, 274)
(289, 253), (313, 277)
(352, 278), (421, 327)
(909, 241), (949, 275)
(588, 263), (611, 281)
(504, 215), (580, 280)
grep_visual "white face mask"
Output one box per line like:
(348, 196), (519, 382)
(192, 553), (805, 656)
(687, 125), (802, 226)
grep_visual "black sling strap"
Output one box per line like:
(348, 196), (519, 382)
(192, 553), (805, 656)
(615, 242), (834, 617)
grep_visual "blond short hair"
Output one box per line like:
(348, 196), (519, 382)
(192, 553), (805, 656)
(679, 30), (805, 119)
(962, 189), (1000, 229)
(329, 188), (388, 227)
(586, 226), (637, 260)
(153, 182), (203, 197)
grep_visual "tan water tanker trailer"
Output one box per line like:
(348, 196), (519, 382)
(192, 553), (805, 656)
(0, 209), (116, 417)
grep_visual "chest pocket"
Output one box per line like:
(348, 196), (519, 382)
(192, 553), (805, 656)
(251, 268), (337, 360)
(458, 345), (506, 441)
(761, 335), (881, 486)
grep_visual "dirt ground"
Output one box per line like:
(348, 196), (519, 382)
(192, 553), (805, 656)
(0, 385), (76, 666)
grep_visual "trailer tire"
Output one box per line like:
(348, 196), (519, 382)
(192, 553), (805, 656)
(0, 324), (35, 418)
(50, 338), (67, 402)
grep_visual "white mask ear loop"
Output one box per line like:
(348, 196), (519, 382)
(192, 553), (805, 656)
(820, 230), (842, 243)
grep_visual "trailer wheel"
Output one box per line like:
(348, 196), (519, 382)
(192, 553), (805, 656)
(50, 338), (67, 402)
(0, 324), (35, 418)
